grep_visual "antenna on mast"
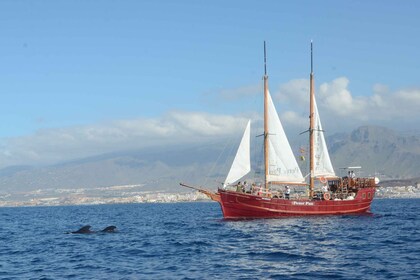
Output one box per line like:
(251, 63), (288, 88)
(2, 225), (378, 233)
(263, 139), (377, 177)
(311, 40), (313, 74)
(264, 41), (267, 76)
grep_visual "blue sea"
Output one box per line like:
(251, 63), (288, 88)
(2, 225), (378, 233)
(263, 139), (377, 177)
(0, 199), (419, 279)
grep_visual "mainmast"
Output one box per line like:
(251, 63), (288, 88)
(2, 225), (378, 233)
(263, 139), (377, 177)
(263, 41), (269, 189)
(309, 41), (315, 197)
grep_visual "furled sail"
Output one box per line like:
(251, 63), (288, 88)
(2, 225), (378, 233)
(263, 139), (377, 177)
(313, 98), (335, 177)
(224, 120), (251, 185)
(266, 91), (305, 183)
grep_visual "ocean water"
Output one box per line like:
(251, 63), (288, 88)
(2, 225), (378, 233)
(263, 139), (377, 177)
(0, 199), (419, 279)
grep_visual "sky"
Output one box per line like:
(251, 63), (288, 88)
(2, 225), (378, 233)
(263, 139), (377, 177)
(0, 0), (419, 168)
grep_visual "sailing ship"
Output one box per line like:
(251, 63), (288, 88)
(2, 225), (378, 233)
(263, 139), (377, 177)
(181, 42), (378, 218)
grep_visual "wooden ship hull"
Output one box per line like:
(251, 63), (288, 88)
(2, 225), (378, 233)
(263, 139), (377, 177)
(184, 177), (377, 219)
(217, 187), (375, 219)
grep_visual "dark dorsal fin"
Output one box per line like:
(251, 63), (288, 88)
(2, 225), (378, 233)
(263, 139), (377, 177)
(72, 225), (93, 234)
(101, 226), (117, 233)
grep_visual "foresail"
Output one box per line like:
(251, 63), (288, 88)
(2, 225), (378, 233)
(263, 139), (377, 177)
(266, 91), (305, 183)
(224, 120), (251, 185)
(313, 98), (335, 177)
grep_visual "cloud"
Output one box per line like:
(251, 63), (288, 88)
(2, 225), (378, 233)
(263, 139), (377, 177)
(319, 79), (420, 121)
(1, 77), (419, 169)
(395, 88), (420, 106)
(281, 111), (307, 128)
(319, 77), (366, 117)
(0, 112), (250, 169)
(170, 111), (242, 136)
(276, 78), (309, 106)
(267, 77), (420, 136)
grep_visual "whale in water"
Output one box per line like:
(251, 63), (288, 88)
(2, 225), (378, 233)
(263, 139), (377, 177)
(68, 225), (117, 234)
(71, 225), (94, 234)
(101, 226), (117, 233)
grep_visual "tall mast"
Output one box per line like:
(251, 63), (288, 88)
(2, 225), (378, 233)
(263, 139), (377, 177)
(263, 41), (269, 188)
(309, 41), (315, 197)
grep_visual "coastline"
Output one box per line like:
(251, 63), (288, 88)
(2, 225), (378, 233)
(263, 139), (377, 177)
(0, 184), (419, 207)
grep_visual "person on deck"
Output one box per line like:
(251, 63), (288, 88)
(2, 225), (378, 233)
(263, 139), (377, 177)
(251, 183), (256, 194)
(242, 181), (248, 193)
(236, 181), (242, 192)
(285, 186), (290, 200)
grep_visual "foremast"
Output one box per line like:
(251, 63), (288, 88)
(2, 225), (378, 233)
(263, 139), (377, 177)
(263, 41), (306, 190)
(263, 41), (269, 191)
(309, 41), (315, 198)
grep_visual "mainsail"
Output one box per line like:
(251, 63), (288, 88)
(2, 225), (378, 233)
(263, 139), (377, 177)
(266, 90), (305, 183)
(224, 120), (251, 185)
(313, 97), (335, 177)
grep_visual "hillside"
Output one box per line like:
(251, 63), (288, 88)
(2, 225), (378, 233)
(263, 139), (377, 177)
(0, 125), (419, 195)
(328, 126), (420, 179)
(0, 142), (232, 193)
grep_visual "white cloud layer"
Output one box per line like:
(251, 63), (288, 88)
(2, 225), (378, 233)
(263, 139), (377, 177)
(1, 77), (419, 169)
(0, 112), (250, 169)
(275, 77), (420, 130)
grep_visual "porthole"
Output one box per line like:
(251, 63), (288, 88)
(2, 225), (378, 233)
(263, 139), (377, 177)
(362, 193), (366, 199)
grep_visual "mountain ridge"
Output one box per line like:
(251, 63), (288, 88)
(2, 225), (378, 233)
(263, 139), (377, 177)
(328, 126), (420, 178)
(0, 125), (419, 193)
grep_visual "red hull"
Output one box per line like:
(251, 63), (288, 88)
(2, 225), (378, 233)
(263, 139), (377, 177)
(217, 188), (375, 219)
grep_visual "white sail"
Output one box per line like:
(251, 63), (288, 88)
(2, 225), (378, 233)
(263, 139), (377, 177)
(266, 90), (305, 183)
(224, 120), (251, 185)
(313, 98), (335, 178)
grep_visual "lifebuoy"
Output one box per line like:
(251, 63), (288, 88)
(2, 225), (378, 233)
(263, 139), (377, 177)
(323, 193), (331, 200)
(319, 176), (327, 184)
